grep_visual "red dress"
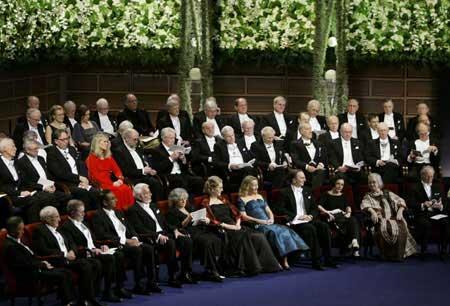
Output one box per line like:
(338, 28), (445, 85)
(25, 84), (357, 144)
(86, 153), (134, 210)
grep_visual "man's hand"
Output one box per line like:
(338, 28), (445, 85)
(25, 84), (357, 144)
(43, 261), (53, 269)
(79, 176), (89, 185)
(159, 235), (170, 245)
(20, 191), (31, 197)
(66, 250), (76, 261)
(337, 166), (348, 173)
(229, 164), (240, 170)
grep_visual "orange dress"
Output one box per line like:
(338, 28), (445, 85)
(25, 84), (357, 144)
(86, 153), (134, 210)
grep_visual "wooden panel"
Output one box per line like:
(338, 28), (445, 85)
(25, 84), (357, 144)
(133, 74), (169, 93)
(287, 78), (312, 95)
(214, 77), (245, 94)
(372, 80), (404, 97)
(406, 99), (439, 116)
(47, 75), (60, 92)
(0, 119), (10, 135)
(13, 79), (31, 98)
(348, 79), (370, 97)
(67, 74), (98, 91)
(0, 81), (14, 99)
(349, 64), (404, 78)
(407, 81), (438, 97)
(356, 98), (404, 114)
(31, 76), (48, 94)
(407, 65), (434, 78)
(99, 74), (130, 92)
(247, 77), (284, 94)
(215, 63), (284, 76)
(285, 97), (311, 114)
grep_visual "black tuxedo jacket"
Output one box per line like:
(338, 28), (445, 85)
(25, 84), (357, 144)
(311, 115), (328, 131)
(329, 138), (364, 168)
(406, 115), (440, 141)
(117, 108), (155, 136)
(409, 182), (447, 218)
(318, 131), (339, 148)
(17, 114), (49, 129)
(13, 122), (47, 153)
(192, 111), (226, 139)
(250, 140), (286, 171)
(366, 137), (402, 167)
(91, 111), (117, 134)
(273, 186), (318, 222)
(227, 113), (258, 138)
(45, 145), (83, 186)
(16, 155), (52, 191)
(407, 137), (440, 167)
(338, 112), (368, 137)
(59, 219), (98, 253)
(0, 158), (24, 196)
(90, 208), (138, 247)
(111, 140), (148, 180)
(191, 136), (222, 165)
(157, 111), (193, 142)
(260, 112), (295, 137)
(151, 143), (189, 176)
(126, 202), (171, 243)
(290, 139), (327, 170)
(3, 237), (46, 280)
(378, 112), (405, 140)
(212, 141), (254, 171)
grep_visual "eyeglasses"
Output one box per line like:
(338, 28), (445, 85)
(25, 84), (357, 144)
(57, 137), (71, 141)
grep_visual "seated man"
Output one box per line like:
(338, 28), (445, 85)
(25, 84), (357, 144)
(192, 97), (225, 139)
(250, 126), (288, 188)
(152, 127), (203, 194)
(213, 126), (257, 192)
(13, 108), (48, 152)
(284, 112), (311, 153)
(406, 102), (440, 142)
(0, 138), (61, 223)
(359, 113), (379, 149)
(91, 190), (161, 295)
(272, 169), (335, 270)
(32, 206), (103, 306)
(318, 115), (340, 152)
(117, 93), (155, 136)
(60, 200), (132, 301)
(157, 95), (193, 144)
(366, 123), (402, 184)
(16, 96), (48, 128)
(409, 166), (449, 259)
(111, 128), (163, 200)
(378, 99), (405, 142)
(307, 99), (327, 134)
(338, 98), (368, 139)
(238, 119), (260, 150)
(63, 101), (78, 133)
(46, 129), (99, 210)
(328, 123), (365, 185)
(227, 97), (258, 138)
(260, 96), (295, 139)
(3, 216), (75, 306)
(126, 183), (195, 287)
(191, 121), (222, 177)
(290, 122), (327, 188)
(91, 98), (117, 137)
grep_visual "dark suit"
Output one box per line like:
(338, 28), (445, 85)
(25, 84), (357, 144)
(338, 112), (368, 139)
(406, 115), (440, 141)
(378, 112), (405, 141)
(91, 111), (117, 135)
(274, 186), (332, 265)
(192, 111), (226, 139)
(46, 145), (98, 209)
(409, 182), (449, 253)
(3, 236), (74, 305)
(126, 202), (193, 278)
(212, 141), (257, 192)
(318, 131), (340, 153)
(227, 113), (258, 138)
(260, 112), (295, 137)
(250, 140), (287, 188)
(190, 136), (222, 177)
(151, 143), (203, 194)
(366, 137), (402, 183)
(31, 224), (101, 301)
(290, 138), (328, 188)
(117, 108), (155, 136)
(13, 122), (48, 153)
(111, 141), (163, 200)
(157, 110), (193, 142)
(329, 138), (365, 185)
(407, 137), (440, 177)
(310, 115), (328, 131)
(63, 116), (76, 133)
(16, 114), (48, 129)
(90, 208), (156, 287)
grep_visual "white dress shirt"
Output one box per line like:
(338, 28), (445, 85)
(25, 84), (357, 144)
(206, 117), (221, 136)
(347, 113), (358, 138)
(274, 111), (287, 136)
(238, 113), (249, 130)
(68, 118), (77, 128)
(57, 147), (78, 175)
(292, 186), (306, 218)
(46, 225), (68, 256)
(244, 135), (256, 150)
(205, 136), (216, 163)
(125, 142), (145, 173)
(1, 156), (18, 181)
(330, 131), (340, 139)
(137, 201), (163, 233)
(370, 128), (379, 140)
(163, 143), (182, 174)
(379, 138), (391, 161)
(70, 218), (96, 250)
(414, 138), (432, 164)
(99, 113), (115, 135)
(27, 154), (47, 179)
(265, 143), (276, 163)
(302, 138), (316, 161)
(421, 182), (432, 200)
(28, 123), (44, 144)
(227, 143), (244, 165)
(103, 209), (127, 245)
(341, 138), (355, 166)
(170, 115), (182, 140)
(309, 117), (322, 132)
(383, 113), (396, 138)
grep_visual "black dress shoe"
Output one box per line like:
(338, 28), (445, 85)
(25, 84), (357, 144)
(203, 271), (223, 283)
(180, 272), (198, 284)
(132, 285), (151, 296)
(146, 282), (163, 294)
(167, 279), (183, 288)
(114, 288), (133, 299)
(101, 293), (122, 303)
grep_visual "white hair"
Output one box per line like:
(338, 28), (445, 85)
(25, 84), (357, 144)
(307, 99), (320, 110)
(161, 127), (176, 139)
(63, 100), (76, 109)
(340, 123), (353, 133)
(420, 165), (435, 178)
(241, 119), (255, 128)
(117, 120), (134, 135)
(221, 125), (234, 136)
(368, 173), (384, 189)
(261, 126), (275, 137)
(23, 139), (42, 150)
(26, 108), (41, 117)
(133, 183), (149, 199)
(39, 206), (59, 222)
(0, 138), (14, 152)
(204, 98), (218, 110)
(96, 98), (109, 108)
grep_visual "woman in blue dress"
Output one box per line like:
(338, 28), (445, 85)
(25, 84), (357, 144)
(238, 176), (309, 269)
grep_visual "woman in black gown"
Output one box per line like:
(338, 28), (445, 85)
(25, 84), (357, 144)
(318, 178), (361, 256)
(166, 188), (224, 282)
(200, 176), (281, 276)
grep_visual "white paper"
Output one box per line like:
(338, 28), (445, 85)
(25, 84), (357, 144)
(274, 163), (288, 168)
(430, 214), (448, 220)
(169, 145), (191, 155)
(0, 194), (6, 198)
(329, 209), (344, 215)
(290, 219), (310, 225)
(191, 208), (206, 222)
(237, 158), (256, 169)
(101, 247), (118, 255)
(38, 177), (55, 189)
(140, 130), (159, 142)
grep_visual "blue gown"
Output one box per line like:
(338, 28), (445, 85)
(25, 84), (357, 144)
(237, 198), (309, 257)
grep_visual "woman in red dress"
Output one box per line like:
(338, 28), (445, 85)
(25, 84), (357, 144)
(86, 132), (134, 210)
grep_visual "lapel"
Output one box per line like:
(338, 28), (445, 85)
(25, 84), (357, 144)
(7, 236), (34, 256)
(237, 141), (250, 161)
(269, 112), (281, 135)
(99, 209), (120, 237)
(22, 155), (40, 180)
(136, 202), (158, 230)
(158, 143), (170, 157)
(41, 224), (66, 250)
(67, 219), (88, 246)
(302, 188), (311, 213)
(350, 139), (360, 161)
(374, 138), (382, 158)
(0, 157), (17, 184)
(286, 187), (297, 213)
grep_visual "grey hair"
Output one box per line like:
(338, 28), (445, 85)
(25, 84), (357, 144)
(241, 118), (255, 128)
(261, 126), (275, 137)
(39, 206), (59, 223)
(299, 122), (311, 132)
(273, 96), (286, 105)
(117, 120), (134, 135)
(168, 188), (189, 207)
(63, 100), (76, 109)
(368, 173), (384, 189)
(166, 95), (179, 107)
(420, 165), (435, 178)
(377, 122), (389, 130)
(122, 128), (138, 141)
(66, 199), (85, 216)
(340, 123), (353, 133)
(202, 121), (214, 129)
(307, 99), (321, 110)
(23, 139), (42, 150)
(204, 98), (218, 110)
(23, 130), (38, 141)
(26, 108), (41, 117)
(221, 125), (234, 136)
(0, 138), (14, 152)
(96, 98), (109, 108)
(133, 183), (149, 199)
(161, 127), (176, 139)
(326, 115), (339, 124)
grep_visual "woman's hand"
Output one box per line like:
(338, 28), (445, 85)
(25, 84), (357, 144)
(396, 211), (404, 221)
(113, 179), (123, 187)
(266, 218), (274, 225)
(344, 212), (351, 218)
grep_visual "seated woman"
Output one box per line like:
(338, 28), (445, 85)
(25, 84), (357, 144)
(45, 105), (72, 145)
(200, 176), (281, 276)
(237, 176), (308, 270)
(166, 188), (224, 282)
(86, 132), (134, 210)
(361, 173), (417, 261)
(73, 104), (100, 160)
(319, 178), (360, 257)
